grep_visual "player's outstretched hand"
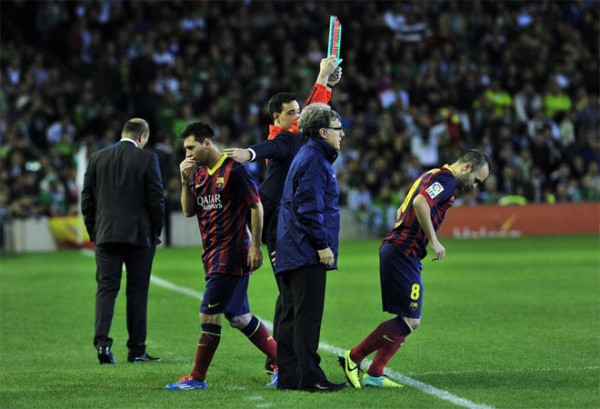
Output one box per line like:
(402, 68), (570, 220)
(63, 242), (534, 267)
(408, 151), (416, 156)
(248, 246), (264, 271)
(223, 148), (251, 163)
(318, 247), (335, 268)
(430, 240), (446, 261)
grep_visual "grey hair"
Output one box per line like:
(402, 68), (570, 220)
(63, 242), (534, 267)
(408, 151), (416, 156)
(298, 103), (341, 138)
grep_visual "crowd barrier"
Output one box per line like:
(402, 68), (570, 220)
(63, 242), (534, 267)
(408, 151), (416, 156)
(2, 208), (363, 252)
(3, 204), (598, 252)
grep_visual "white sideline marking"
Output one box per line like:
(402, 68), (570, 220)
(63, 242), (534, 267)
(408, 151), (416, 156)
(151, 276), (204, 299)
(316, 343), (496, 409)
(151, 277), (495, 409)
(80, 250), (494, 409)
(407, 366), (600, 377)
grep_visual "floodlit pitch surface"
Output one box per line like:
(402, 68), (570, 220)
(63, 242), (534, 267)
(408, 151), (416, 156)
(1, 235), (598, 409)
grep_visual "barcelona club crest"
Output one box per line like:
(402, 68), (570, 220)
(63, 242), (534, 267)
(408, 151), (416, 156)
(409, 302), (419, 312)
(216, 177), (225, 190)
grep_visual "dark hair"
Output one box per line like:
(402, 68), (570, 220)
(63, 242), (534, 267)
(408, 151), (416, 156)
(458, 149), (492, 173)
(268, 92), (297, 119)
(179, 121), (215, 142)
(122, 119), (149, 137)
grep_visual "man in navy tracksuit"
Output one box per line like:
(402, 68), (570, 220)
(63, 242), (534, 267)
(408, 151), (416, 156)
(274, 103), (347, 392)
(223, 56), (341, 375)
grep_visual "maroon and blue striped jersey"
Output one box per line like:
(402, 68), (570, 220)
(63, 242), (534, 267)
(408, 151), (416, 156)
(190, 155), (260, 276)
(383, 165), (457, 260)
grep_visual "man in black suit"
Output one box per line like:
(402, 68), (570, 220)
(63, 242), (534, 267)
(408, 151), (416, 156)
(81, 118), (164, 364)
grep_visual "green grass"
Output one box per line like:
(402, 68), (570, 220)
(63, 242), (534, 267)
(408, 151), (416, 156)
(1, 235), (599, 409)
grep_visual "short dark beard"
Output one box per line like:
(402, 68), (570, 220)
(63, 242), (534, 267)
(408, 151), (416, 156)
(456, 177), (471, 192)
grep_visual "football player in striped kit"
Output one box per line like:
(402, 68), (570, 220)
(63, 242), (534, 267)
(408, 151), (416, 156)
(166, 122), (278, 390)
(339, 149), (490, 389)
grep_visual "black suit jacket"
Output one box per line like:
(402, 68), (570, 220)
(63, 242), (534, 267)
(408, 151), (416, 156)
(81, 140), (164, 247)
(249, 130), (305, 204)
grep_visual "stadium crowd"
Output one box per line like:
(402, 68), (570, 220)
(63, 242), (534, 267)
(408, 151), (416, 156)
(1, 0), (599, 238)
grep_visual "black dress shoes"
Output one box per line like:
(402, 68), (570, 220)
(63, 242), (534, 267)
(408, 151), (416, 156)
(300, 380), (348, 393)
(97, 346), (117, 364)
(128, 352), (161, 363)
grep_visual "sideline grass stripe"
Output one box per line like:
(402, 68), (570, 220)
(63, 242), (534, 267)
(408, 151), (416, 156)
(148, 275), (495, 409)
(80, 249), (495, 409)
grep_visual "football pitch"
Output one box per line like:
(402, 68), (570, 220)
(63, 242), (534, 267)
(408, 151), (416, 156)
(1, 235), (599, 409)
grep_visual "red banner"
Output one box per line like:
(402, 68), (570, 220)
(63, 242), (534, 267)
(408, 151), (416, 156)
(439, 203), (600, 238)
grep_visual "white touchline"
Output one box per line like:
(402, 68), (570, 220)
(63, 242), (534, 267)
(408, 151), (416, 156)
(80, 250), (495, 409)
(151, 274), (496, 409)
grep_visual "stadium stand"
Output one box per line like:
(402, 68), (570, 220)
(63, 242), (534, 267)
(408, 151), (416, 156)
(1, 1), (598, 241)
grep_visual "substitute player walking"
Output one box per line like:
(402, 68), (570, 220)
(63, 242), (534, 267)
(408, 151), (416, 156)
(165, 122), (277, 390)
(339, 149), (491, 388)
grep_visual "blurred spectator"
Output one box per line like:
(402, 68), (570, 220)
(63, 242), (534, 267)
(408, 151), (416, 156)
(543, 79), (572, 119)
(514, 83), (543, 124)
(0, 0), (597, 238)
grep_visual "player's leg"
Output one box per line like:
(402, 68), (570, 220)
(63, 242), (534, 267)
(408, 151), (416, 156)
(363, 244), (423, 387)
(94, 244), (125, 353)
(225, 275), (277, 379)
(340, 243), (420, 388)
(166, 274), (236, 390)
(164, 310), (219, 390)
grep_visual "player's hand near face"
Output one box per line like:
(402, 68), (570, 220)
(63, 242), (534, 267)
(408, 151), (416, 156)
(180, 156), (196, 184)
(248, 246), (264, 271)
(430, 239), (446, 261)
(318, 247), (334, 267)
(223, 148), (252, 163)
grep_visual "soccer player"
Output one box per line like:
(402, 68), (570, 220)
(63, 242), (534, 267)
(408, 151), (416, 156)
(165, 122), (277, 390)
(339, 149), (491, 388)
(223, 55), (341, 374)
(275, 103), (347, 392)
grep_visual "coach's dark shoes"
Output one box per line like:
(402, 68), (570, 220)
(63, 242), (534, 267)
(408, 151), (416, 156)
(300, 380), (348, 393)
(128, 352), (161, 363)
(97, 346), (117, 364)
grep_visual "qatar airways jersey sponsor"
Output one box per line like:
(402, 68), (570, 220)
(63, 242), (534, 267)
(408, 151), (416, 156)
(191, 156), (260, 275)
(196, 194), (222, 210)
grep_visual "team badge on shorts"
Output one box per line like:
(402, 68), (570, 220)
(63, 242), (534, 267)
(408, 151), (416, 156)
(425, 182), (444, 199)
(216, 177), (225, 190)
(409, 302), (419, 312)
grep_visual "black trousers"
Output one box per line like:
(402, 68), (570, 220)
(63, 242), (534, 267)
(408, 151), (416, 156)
(262, 197), (282, 342)
(94, 243), (156, 357)
(277, 264), (327, 389)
